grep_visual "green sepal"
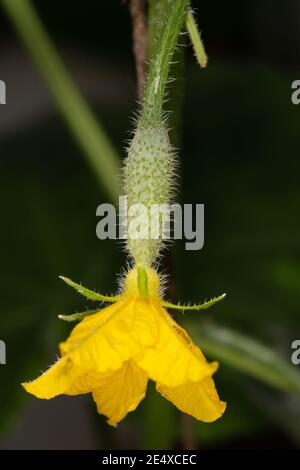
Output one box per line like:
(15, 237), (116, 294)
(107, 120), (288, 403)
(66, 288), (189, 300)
(161, 293), (226, 311)
(59, 276), (120, 302)
(58, 309), (99, 322)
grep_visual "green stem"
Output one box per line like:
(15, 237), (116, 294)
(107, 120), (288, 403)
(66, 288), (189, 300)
(147, 0), (170, 62)
(141, 0), (189, 128)
(148, 0), (186, 147)
(1, 0), (120, 203)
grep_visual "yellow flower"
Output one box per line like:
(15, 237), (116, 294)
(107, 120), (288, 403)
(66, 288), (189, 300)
(22, 267), (226, 426)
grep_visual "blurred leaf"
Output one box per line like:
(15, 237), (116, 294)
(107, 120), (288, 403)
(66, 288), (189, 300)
(187, 321), (300, 394)
(249, 387), (300, 445)
(1, 0), (120, 202)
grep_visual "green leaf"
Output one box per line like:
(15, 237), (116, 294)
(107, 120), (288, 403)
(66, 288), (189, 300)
(187, 321), (300, 394)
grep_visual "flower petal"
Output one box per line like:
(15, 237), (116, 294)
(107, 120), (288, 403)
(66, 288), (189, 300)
(23, 357), (112, 399)
(136, 299), (218, 387)
(22, 356), (82, 399)
(92, 360), (148, 425)
(23, 296), (158, 400)
(157, 377), (226, 422)
(60, 296), (158, 375)
(64, 370), (111, 395)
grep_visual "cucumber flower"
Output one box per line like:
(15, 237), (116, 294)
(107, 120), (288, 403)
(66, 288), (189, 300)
(23, 266), (226, 425)
(22, 1), (227, 427)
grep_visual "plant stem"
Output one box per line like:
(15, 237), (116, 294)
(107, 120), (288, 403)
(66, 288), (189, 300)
(1, 0), (120, 203)
(140, 0), (189, 128)
(147, 0), (170, 62)
(129, 0), (148, 101)
(148, 0), (186, 147)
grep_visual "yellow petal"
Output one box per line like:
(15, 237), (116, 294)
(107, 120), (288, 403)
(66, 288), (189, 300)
(92, 360), (148, 425)
(60, 296), (159, 375)
(22, 356), (82, 399)
(23, 357), (113, 399)
(157, 377), (226, 422)
(136, 299), (218, 387)
(23, 296), (158, 400)
(64, 370), (111, 396)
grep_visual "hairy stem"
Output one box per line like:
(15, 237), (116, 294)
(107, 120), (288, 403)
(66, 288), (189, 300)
(140, 0), (189, 128)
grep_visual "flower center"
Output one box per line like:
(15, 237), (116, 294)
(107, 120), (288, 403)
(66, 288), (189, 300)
(124, 266), (160, 297)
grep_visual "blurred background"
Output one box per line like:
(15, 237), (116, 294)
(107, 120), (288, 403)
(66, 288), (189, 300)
(0, 0), (300, 450)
